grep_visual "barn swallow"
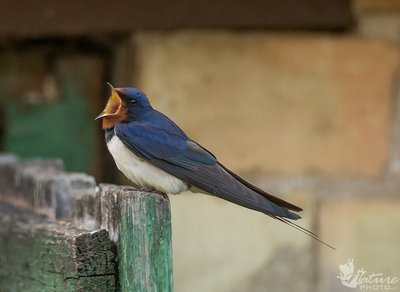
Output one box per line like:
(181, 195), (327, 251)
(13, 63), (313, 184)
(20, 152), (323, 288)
(96, 83), (333, 247)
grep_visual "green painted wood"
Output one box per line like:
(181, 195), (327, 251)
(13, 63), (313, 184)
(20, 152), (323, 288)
(99, 184), (173, 292)
(0, 156), (173, 291)
(0, 203), (116, 292)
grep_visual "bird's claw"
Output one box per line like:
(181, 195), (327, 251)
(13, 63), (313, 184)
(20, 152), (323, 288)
(139, 187), (167, 198)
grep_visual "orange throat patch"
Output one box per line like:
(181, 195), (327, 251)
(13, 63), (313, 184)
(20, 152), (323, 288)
(102, 106), (127, 129)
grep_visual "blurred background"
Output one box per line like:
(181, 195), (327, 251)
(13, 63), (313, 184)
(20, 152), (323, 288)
(1, 0), (399, 291)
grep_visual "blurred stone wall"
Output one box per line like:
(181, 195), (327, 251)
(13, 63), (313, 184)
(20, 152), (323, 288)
(118, 2), (400, 291)
(0, 0), (399, 291)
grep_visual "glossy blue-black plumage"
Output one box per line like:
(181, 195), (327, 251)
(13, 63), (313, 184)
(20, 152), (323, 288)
(109, 87), (302, 220)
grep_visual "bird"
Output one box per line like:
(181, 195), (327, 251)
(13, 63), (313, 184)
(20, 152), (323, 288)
(96, 83), (333, 248)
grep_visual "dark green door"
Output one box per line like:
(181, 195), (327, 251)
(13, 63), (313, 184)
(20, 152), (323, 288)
(1, 52), (105, 177)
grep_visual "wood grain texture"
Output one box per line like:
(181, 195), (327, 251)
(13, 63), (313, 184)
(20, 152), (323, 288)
(0, 156), (100, 222)
(0, 156), (64, 218)
(69, 173), (101, 231)
(0, 203), (116, 291)
(0, 155), (174, 291)
(99, 184), (173, 292)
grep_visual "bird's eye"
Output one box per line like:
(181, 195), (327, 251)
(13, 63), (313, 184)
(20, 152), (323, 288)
(129, 99), (136, 105)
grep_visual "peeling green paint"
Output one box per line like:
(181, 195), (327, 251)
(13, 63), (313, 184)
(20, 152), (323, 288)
(0, 204), (116, 291)
(118, 194), (173, 292)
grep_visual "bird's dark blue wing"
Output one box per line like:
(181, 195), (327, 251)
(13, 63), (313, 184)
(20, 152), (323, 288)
(115, 123), (301, 220)
(116, 122), (216, 170)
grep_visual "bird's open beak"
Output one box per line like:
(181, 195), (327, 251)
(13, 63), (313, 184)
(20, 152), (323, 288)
(95, 82), (122, 120)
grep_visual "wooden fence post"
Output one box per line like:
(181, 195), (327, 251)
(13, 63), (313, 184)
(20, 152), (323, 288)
(0, 155), (174, 292)
(0, 204), (116, 291)
(99, 184), (173, 292)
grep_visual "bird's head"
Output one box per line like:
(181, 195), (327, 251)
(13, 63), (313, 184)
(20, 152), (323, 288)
(95, 83), (152, 129)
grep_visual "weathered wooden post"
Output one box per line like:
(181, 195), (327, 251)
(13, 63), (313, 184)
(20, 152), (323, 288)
(0, 155), (174, 292)
(0, 156), (116, 291)
(99, 184), (173, 292)
(0, 205), (116, 291)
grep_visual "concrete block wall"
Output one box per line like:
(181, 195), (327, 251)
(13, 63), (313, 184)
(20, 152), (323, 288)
(115, 7), (400, 290)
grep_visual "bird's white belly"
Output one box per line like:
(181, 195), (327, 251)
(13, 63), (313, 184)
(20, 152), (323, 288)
(107, 135), (188, 194)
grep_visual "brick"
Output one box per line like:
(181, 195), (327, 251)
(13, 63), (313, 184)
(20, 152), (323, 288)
(134, 32), (399, 178)
(355, 0), (400, 12)
(358, 13), (400, 44)
(170, 191), (316, 292)
(317, 196), (400, 292)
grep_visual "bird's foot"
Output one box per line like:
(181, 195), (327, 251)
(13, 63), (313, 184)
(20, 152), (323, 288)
(139, 187), (156, 193)
(139, 187), (168, 198)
